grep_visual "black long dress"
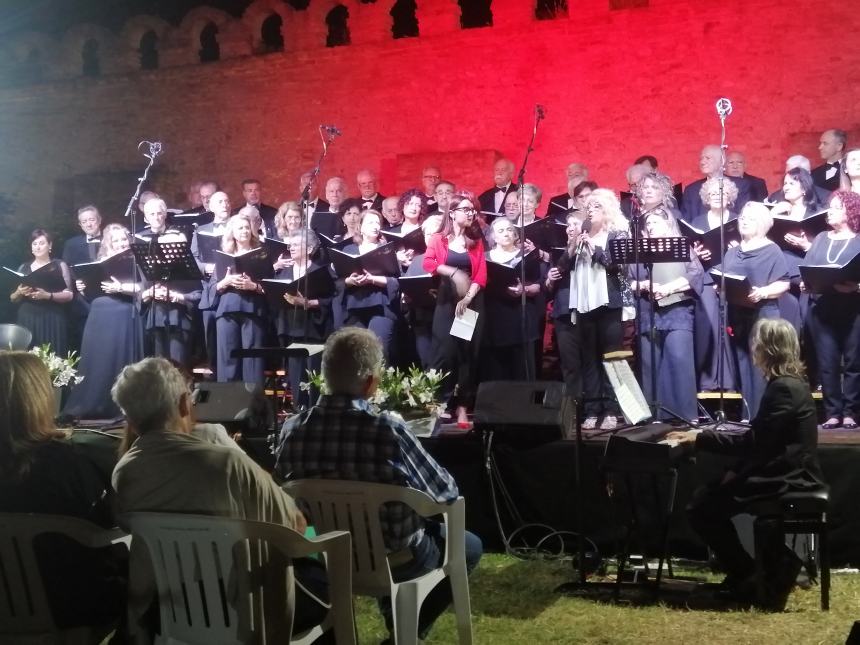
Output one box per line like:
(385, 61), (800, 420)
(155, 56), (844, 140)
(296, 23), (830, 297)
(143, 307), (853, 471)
(63, 291), (143, 420)
(15, 259), (73, 356)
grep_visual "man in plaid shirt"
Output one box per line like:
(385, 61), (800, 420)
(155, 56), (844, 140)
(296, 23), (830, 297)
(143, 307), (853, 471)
(275, 327), (482, 642)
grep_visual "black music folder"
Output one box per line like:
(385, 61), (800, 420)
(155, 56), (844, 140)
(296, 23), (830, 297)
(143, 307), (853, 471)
(73, 249), (139, 294)
(213, 247), (273, 281)
(768, 209), (829, 251)
(195, 230), (223, 264)
(263, 238), (292, 264)
(397, 273), (440, 308)
(678, 218), (740, 270)
(520, 217), (568, 250)
(316, 233), (354, 251)
(485, 250), (541, 295)
(261, 267), (336, 308)
(328, 243), (401, 277)
(799, 251), (860, 294)
(2, 263), (67, 292)
(381, 227), (427, 254)
(709, 268), (754, 308)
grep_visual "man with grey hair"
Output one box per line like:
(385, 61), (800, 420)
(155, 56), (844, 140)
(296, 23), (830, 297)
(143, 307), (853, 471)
(812, 128), (847, 191)
(311, 177), (347, 239)
(478, 158), (518, 214)
(681, 144), (754, 222)
(275, 327), (482, 643)
(380, 195), (404, 229)
(547, 162), (589, 219)
(111, 357), (331, 642)
(725, 151), (768, 202)
(357, 168), (385, 211)
(620, 163), (649, 218)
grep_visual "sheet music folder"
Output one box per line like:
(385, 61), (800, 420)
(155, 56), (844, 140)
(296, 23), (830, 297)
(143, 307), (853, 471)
(2, 263), (67, 292)
(799, 251), (860, 293)
(602, 350), (651, 426)
(677, 219), (740, 270)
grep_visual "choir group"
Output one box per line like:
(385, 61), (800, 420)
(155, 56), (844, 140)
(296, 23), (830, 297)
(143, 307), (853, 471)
(8, 128), (860, 429)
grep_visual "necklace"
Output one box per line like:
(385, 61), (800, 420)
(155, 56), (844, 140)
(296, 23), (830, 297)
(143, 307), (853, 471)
(825, 237), (851, 264)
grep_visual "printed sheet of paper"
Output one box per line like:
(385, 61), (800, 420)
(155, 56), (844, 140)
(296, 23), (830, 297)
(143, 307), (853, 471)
(450, 308), (479, 341)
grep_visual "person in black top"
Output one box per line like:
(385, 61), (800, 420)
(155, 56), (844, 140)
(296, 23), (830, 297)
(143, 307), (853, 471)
(668, 319), (824, 611)
(10, 229), (74, 356)
(0, 352), (126, 631)
(801, 190), (860, 429)
(478, 158), (518, 215)
(719, 202), (790, 419)
(234, 178), (278, 237)
(274, 229), (334, 411)
(356, 169), (386, 212)
(726, 151), (768, 203)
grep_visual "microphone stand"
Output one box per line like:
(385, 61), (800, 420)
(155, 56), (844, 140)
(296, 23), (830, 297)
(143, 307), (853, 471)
(291, 126), (340, 408)
(123, 141), (161, 359)
(515, 105), (545, 380)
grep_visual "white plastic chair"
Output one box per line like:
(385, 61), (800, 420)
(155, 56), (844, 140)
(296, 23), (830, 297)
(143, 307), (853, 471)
(0, 512), (127, 645)
(123, 512), (356, 645)
(284, 479), (473, 645)
(0, 324), (32, 351)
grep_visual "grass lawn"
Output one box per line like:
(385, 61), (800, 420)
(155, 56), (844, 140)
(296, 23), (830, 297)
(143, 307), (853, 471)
(354, 553), (860, 644)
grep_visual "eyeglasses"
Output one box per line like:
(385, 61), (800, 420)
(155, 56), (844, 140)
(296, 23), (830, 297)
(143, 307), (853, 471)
(453, 206), (477, 215)
(423, 174), (440, 180)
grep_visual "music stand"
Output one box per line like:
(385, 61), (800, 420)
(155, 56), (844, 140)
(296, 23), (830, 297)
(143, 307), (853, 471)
(608, 237), (694, 424)
(131, 241), (202, 357)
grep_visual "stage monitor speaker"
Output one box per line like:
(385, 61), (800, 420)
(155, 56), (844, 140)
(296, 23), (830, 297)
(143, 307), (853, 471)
(473, 381), (574, 442)
(193, 382), (273, 436)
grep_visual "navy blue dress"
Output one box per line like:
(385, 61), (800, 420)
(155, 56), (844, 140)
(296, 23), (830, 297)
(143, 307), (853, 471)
(14, 259), (72, 357)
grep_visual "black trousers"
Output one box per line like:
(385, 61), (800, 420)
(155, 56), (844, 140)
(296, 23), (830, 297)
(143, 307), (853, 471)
(554, 314), (583, 401)
(807, 299), (860, 419)
(578, 306), (622, 417)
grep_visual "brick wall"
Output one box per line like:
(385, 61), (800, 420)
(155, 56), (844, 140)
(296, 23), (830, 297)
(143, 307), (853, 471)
(0, 0), (858, 270)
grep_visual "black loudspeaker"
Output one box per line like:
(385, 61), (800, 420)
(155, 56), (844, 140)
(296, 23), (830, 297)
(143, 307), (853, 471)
(473, 381), (574, 442)
(193, 382), (273, 436)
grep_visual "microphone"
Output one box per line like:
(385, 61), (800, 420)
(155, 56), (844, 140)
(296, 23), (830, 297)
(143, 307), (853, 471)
(321, 125), (342, 137)
(715, 98), (733, 123)
(535, 104), (546, 120)
(138, 140), (163, 159)
(575, 218), (592, 255)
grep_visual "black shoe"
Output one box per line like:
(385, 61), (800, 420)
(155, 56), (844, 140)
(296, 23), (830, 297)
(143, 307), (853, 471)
(755, 548), (803, 612)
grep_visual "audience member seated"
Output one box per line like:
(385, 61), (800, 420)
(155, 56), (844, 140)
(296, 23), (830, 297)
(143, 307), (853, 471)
(275, 327), (483, 644)
(0, 351), (127, 631)
(111, 357), (331, 643)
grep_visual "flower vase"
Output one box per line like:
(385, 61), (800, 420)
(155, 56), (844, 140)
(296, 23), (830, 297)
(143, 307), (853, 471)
(395, 410), (439, 437)
(53, 386), (64, 416)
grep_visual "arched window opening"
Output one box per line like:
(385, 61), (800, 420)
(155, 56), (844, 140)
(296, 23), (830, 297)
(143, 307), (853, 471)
(458, 0), (492, 28)
(261, 13), (284, 52)
(82, 38), (100, 77)
(325, 5), (350, 47)
(536, 0), (567, 19)
(139, 30), (159, 70)
(199, 22), (220, 62)
(391, 0), (418, 39)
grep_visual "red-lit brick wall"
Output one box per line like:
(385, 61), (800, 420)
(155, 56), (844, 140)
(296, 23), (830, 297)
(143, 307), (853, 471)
(0, 0), (858, 261)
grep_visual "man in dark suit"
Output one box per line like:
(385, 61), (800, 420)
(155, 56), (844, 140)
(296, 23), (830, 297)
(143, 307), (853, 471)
(234, 178), (277, 237)
(681, 145), (753, 222)
(478, 158), (518, 215)
(421, 166), (441, 212)
(546, 162), (589, 219)
(62, 205), (103, 265)
(620, 164), (649, 219)
(428, 181), (455, 216)
(356, 169), (385, 212)
(726, 151), (768, 203)
(811, 129), (847, 191)
(299, 171), (330, 225)
(308, 177), (347, 240)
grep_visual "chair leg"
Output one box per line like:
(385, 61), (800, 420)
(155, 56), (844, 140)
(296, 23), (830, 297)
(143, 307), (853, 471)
(818, 525), (830, 611)
(753, 518), (769, 605)
(392, 583), (421, 645)
(449, 569), (473, 644)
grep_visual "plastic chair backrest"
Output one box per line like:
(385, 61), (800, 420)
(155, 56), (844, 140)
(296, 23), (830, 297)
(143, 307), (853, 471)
(0, 324), (33, 351)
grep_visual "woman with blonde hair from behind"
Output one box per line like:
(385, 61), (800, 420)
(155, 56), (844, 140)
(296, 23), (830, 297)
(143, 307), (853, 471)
(0, 351), (126, 630)
(667, 318), (823, 611)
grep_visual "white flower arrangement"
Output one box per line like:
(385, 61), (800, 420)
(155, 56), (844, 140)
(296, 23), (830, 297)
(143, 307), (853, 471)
(302, 364), (447, 417)
(30, 344), (84, 388)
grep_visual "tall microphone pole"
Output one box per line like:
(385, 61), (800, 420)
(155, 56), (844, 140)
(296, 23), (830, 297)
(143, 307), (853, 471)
(714, 98), (733, 426)
(124, 141), (162, 345)
(516, 104), (546, 380)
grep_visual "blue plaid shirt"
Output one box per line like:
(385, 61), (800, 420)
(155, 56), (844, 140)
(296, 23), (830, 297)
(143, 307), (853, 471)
(275, 395), (459, 551)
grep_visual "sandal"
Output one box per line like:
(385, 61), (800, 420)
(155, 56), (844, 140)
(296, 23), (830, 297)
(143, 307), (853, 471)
(843, 418), (858, 430)
(599, 416), (618, 430)
(582, 416), (598, 430)
(821, 418), (842, 430)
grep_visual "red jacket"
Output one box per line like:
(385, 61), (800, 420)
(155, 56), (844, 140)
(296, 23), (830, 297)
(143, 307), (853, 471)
(423, 234), (487, 288)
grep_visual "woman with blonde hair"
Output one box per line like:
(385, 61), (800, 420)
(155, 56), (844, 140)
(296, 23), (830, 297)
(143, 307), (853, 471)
(574, 188), (633, 429)
(210, 213), (270, 382)
(64, 223), (143, 419)
(0, 352), (126, 628)
(667, 318), (822, 610)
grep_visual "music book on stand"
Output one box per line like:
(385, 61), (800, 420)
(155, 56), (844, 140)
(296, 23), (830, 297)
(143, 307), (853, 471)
(2, 262), (68, 292)
(130, 240), (202, 284)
